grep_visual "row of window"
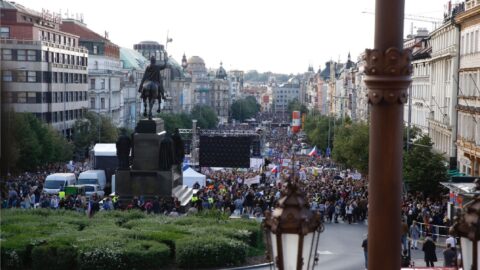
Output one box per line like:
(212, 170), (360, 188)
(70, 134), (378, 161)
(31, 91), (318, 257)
(40, 30), (77, 48)
(1, 49), (87, 66)
(4, 91), (88, 104)
(459, 71), (480, 96)
(460, 29), (480, 56)
(32, 109), (87, 125)
(2, 70), (88, 84)
(90, 97), (106, 110)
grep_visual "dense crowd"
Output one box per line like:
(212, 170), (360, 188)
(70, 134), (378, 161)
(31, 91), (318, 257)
(1, 116), (451, 232)
(1, 161), (91, 209)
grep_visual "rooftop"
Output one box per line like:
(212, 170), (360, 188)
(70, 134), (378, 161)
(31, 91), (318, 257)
(120, 48), (148, 70)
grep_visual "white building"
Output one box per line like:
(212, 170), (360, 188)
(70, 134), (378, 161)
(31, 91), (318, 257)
(61, 19), (123, 127)
(272, 78), (301, 114)
(428, 17), (460, 164)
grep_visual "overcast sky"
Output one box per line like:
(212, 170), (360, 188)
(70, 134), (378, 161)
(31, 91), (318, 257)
(17, 0), (446, 74)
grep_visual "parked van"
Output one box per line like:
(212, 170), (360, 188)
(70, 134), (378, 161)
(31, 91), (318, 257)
(78, 170), (106, 190)
(44, 173), (76, 195)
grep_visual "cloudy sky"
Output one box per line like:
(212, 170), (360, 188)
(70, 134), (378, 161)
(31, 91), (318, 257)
(17, 0), (446, 74)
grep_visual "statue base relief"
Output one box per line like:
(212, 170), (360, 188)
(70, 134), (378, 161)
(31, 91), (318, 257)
(115, 118), (192, 207)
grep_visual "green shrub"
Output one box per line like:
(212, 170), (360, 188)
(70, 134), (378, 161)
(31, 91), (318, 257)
(225, 220), (264, 248)
(31, 242), (77, 270)
(77, 247), (126, 270)
(176, 236), (247, 268)
(131, 230), (187, 257)
(123, 240), (171, 269)
(0, 235), (45, 270)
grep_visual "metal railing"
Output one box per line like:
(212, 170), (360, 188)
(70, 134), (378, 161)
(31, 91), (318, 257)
(415, 222), (450, 241)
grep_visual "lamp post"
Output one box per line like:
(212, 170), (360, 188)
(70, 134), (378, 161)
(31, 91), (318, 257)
(263, 156), (324, 270)
(364, 0), (411, 269)
(451, 197), (480, 270)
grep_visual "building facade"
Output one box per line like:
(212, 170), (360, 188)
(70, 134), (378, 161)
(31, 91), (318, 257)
(228, 70), (243, 101)
(186, 56), (212, 108)
(0, 2), (89, 137)
(428, 17), (460, 164)
(119, 47), (147, 130)
(61, 19), (123, 127)
(272, 78), (300, 114)
(211, 63), (230, 124)
(456, 1), (480, 175)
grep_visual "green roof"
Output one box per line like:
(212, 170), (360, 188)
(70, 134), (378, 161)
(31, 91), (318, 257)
(120, 47), (148, 70)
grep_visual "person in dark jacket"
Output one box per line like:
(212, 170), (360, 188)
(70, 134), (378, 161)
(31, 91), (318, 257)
(443, 243), (457, 267)
(422, 237), (437, 267)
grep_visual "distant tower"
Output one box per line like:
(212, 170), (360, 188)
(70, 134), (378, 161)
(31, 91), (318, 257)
(181, 53), (188, 70)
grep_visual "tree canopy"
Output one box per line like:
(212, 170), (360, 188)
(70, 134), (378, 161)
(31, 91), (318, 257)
(72, 112), (118, 159)
(1, 112), (73, 173)
(230, 96), (260, 122)
(287, 98), (308, 115)
(331, 122), (369, 175)
(403, 135), (448, 196)
(158, 112), (192, 133)
(190, 105), (218, 129)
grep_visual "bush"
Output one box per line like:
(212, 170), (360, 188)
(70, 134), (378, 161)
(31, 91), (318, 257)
(0, 235), (45, 270)
(132, 230), (187, 258)
(123, 240), (171, 269)
(77, 247), (126, 270)
(31, 242), (77, 270)
(176, 236), (247, 268)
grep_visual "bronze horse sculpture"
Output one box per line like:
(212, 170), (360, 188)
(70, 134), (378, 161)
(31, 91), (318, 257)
(138, 55), (169, 119)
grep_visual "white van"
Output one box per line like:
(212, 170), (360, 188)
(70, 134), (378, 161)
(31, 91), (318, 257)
(78, 170), (106, 190)
(44, 173), (77, 195)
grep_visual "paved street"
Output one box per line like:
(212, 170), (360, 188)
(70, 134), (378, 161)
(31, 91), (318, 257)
(316, 221), (368, 270)
(247, 219), (448, 270)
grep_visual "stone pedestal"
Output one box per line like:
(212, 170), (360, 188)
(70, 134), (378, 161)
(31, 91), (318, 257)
(116, 117), (182, 203)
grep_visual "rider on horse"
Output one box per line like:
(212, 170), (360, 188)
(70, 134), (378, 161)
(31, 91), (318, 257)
(138, 54), (169, 119)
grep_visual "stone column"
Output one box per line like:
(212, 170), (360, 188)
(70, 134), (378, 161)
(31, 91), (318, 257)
(364, 0), (412, 269)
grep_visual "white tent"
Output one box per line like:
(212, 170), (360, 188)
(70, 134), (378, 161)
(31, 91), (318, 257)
(183, 167), (206, 188)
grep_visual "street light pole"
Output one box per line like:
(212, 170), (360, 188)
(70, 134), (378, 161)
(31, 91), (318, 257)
(364, 0), (411, 269)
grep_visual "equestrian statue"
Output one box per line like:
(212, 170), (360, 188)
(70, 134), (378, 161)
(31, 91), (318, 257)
(138, 53), (169, 119)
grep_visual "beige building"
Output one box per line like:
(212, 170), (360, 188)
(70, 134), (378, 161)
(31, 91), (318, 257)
(1, 2), (89, 138)
(456, 0), (480, 175)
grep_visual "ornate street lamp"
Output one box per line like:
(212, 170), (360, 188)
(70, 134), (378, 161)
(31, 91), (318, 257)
(263, 167), (324, 270)
(451, 197), (480, 270)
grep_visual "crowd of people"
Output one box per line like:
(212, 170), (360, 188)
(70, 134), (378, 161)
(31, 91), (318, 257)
(1, 161), (91, 209)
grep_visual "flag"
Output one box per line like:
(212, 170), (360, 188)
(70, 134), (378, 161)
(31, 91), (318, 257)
(271, 166), (278, 174)
(308, 146), (317, 157)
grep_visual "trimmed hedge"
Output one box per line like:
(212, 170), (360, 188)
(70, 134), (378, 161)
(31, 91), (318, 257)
(31, 242), (77, 270)
(77, 247), (126, 270)
(0, 234), (44, 269)
(176, 236), (248, 268)
(1, 209), (263, 270)
(123, 240), (171, 269)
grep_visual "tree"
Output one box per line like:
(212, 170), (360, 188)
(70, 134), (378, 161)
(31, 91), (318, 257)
(332, 122), (369, 175)
(0, 112), (74, 172)
(403, 135), (448, 196)
(230, 96), (260, 122)
(287, 98), (308, 115)
(190, 105), (218, 129)
(158, 112), (192, 133)
(72, 112), (118, 159)
(303, 114), (340, 153)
